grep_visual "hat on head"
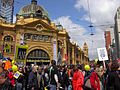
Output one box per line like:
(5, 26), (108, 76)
(84, 65), (90, 71)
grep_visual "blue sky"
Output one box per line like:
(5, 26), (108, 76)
(13, 0), (120, 60)
(14, 0), (88, 26)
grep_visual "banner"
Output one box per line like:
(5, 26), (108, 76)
(53, 39), (57, 63)
(15, 45), (28, 60)
(97, 48), (108, 61)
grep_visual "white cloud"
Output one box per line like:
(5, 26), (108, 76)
(54, 16), (86, 44)
(54, 0), (120, 60)
(75, 0), (120, 24)
(54, 16), (86, 36)
(13, 15), (16, 23)
(54, 16), (105, 60)
(74, 0), (120, 60)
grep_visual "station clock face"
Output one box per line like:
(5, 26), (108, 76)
(35, 24), (43, 32)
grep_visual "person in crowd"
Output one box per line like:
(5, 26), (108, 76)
(67, 65), (74, 90)
(84, 65), (91, 78)
(83, 64), (92, 90)
(107, 60), (120, 90)
(72, 65), (84, 90)
(94, 62), (104, 90)
(37, 66), (45, 90)
(49, 60), (59, 90)
(61, 65), (69, 90)
(57, 65), (63, 90)
(7, 69), (16, 90)
(28, 65), (38, 90)
(104, 61), (112, 90)
(43, 66), (49, 89)
(16, 67), (25, 90)
(90, 64), (101, 90)
(24, 65), (31, 90)
(0, 61), (6, 89)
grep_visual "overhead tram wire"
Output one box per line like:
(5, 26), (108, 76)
(87, 0), (94, 36)
(86, 0), (95, 59)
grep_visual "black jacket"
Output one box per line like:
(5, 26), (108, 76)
(28, 71), (38, 89)
(49, 66), (58, 85)
(107, 71), (120, 90)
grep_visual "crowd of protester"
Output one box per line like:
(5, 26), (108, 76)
(0, 58), (120, 90)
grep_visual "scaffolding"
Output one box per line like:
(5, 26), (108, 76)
(0, 0), (14, 23)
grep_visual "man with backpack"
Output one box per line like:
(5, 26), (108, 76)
(48, 60), (59, 90)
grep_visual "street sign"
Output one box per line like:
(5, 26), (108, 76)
(97, 48), (108, 61)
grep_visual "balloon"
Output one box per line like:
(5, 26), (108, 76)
(12, 65), (18, 72)
(95, 59), (98, 64)
(12, 60), (15, 65)
(84, 65), (90, 71)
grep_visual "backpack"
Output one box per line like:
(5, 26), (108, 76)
(83, 72), (94, 90)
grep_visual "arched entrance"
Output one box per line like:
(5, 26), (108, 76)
(26, 49), (50, 65)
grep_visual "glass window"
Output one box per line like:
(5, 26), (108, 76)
(32, 34), (37, 41)
(4, 36), (13, 42)
(24, 33), (31, 40)
(27, 49), (50, 60)
(38, 35), (43, 40)
(4, 44), (11, 53)
(43, 36), (49, 41)
(6, 49), (10, 53)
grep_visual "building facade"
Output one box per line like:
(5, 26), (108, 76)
(114, 7), (120, 59)
(104, 31), (111, 52)
(0, 0), (89, 65)
(104, 28), (116, 61)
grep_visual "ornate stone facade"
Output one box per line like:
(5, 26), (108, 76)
(0, 0), (89, 65)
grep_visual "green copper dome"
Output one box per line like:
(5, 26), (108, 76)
(17, 0), (50, 21)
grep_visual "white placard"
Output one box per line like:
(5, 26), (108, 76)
(97, 48), (108, 61)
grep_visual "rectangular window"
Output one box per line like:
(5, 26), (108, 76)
(6, 49), (10, 53)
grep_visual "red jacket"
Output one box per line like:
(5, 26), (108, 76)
(7, 72), (15, 87)
(72, 70), (84, 90)
(90, 71), (100, 90)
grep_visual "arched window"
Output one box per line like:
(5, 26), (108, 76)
(27, 49), (50, 60)
(4, 36), (13, 42)
(3, 35), (13, 53)
(36, 10), (42, 17)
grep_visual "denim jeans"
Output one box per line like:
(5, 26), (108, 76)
(50, 84), (56, 90)
(68, 85), (72, 90)
(16, 83), (22, 90)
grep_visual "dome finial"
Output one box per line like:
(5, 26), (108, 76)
(31, 0), (37, 5)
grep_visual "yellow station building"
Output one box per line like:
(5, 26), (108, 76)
(0, 0), (89, 65)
